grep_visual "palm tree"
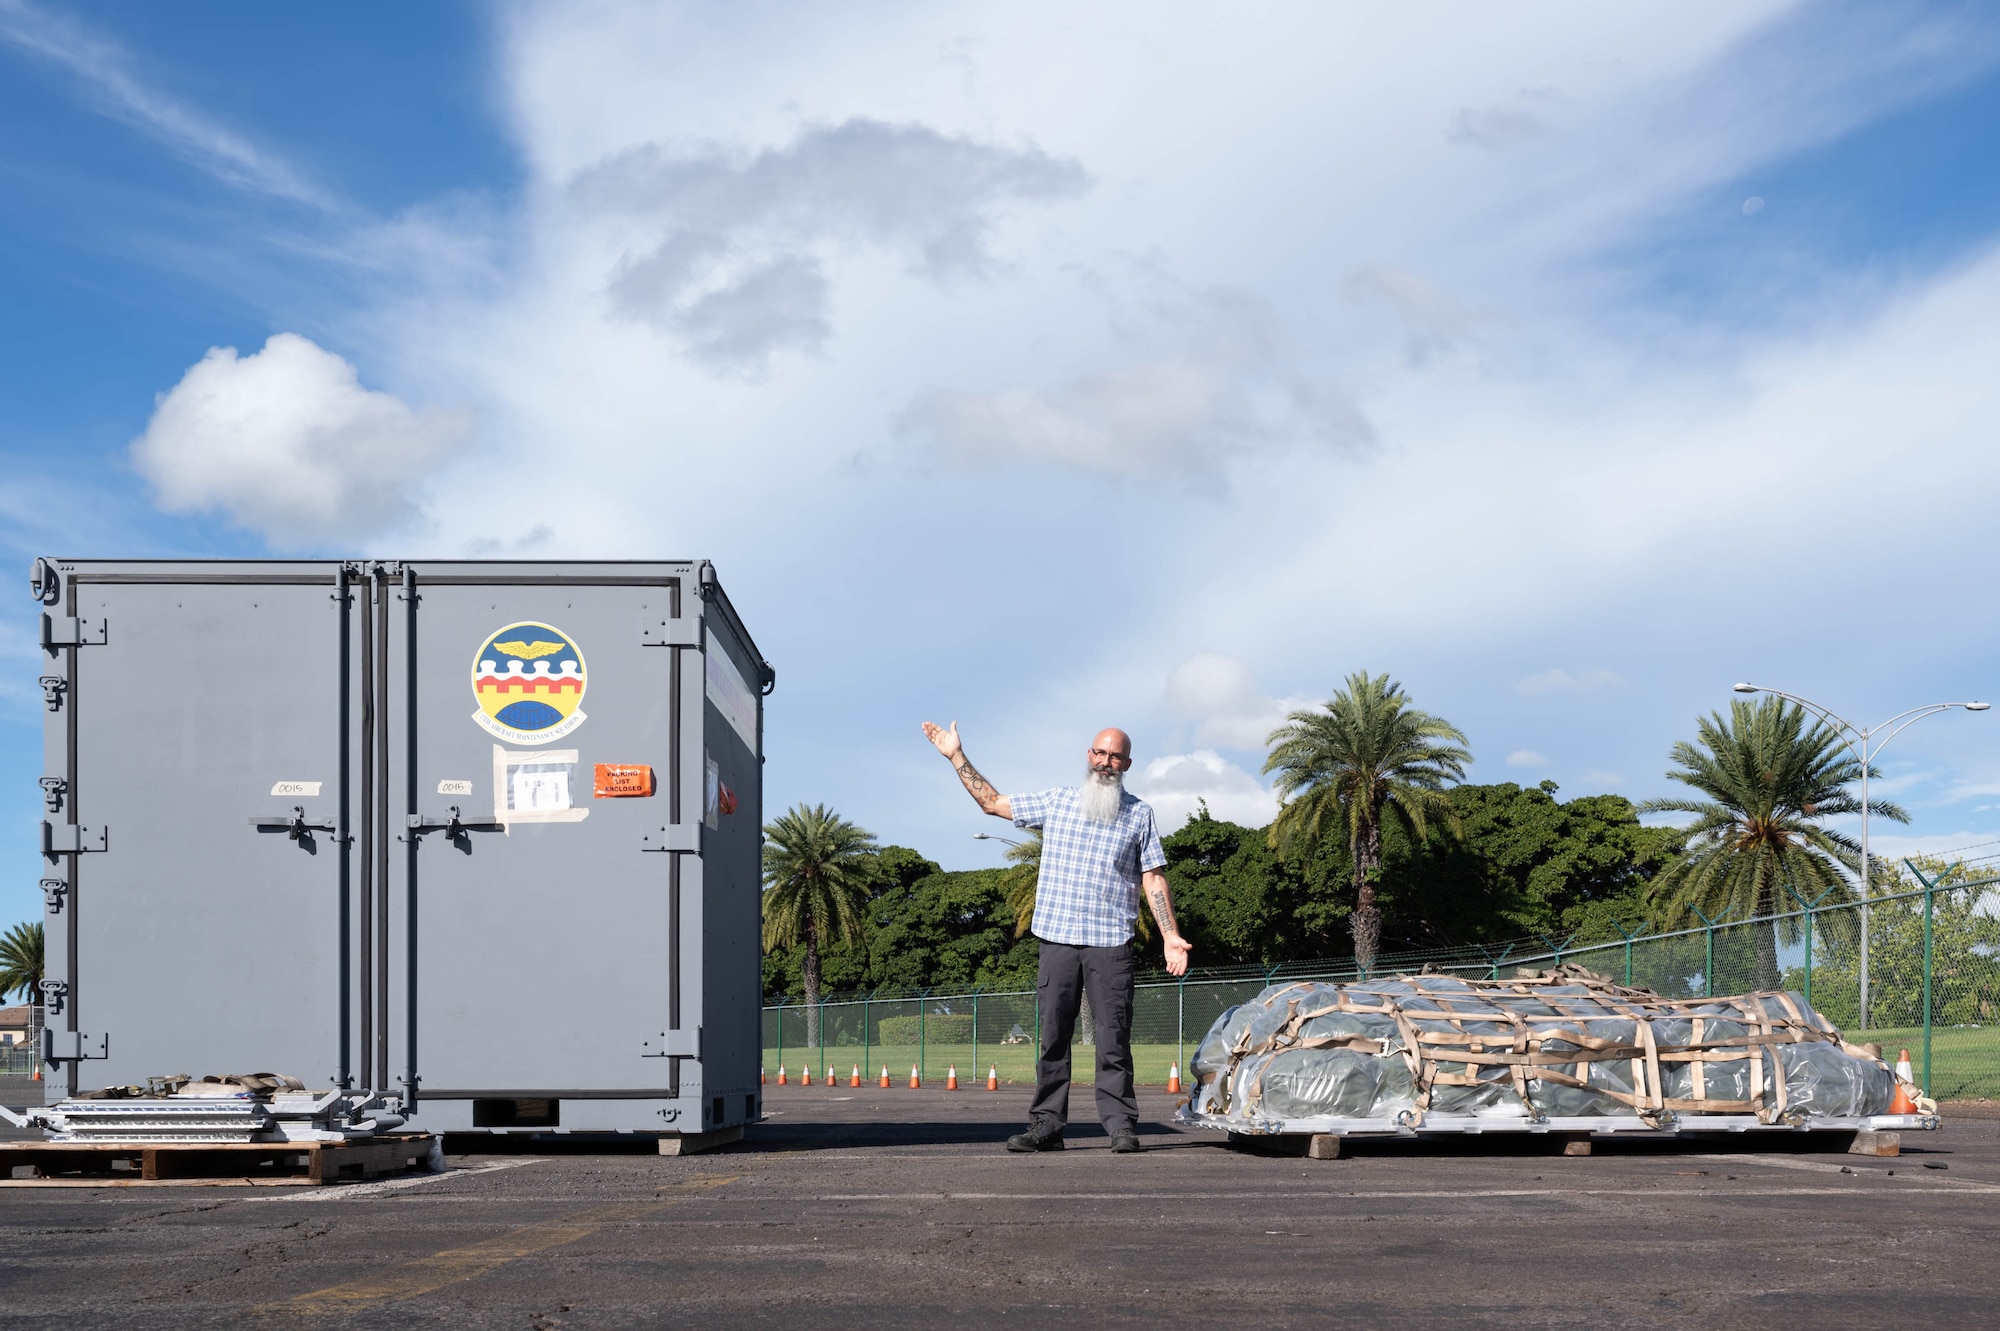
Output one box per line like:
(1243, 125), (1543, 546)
(1000, 829), (1043, 938)
(0, 921), (43, 1009)
(1640, 696), (1897, 993)
(1264, 672), (1470, 972)
(762, 804), (878, 1046)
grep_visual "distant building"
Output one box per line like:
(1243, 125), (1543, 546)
(0, 1006), (35, 1047)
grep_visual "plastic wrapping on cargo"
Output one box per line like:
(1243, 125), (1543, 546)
(1185, 967), (1900, 1128)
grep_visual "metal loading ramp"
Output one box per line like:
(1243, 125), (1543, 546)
(1177, 967), (1940, 1143)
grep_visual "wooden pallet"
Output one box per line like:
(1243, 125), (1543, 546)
(0, 1134), (436, 1187)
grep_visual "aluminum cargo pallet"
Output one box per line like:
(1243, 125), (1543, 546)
(0, 1133), (441, 1186)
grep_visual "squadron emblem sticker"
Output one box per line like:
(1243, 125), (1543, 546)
(470, 622), (588, 744)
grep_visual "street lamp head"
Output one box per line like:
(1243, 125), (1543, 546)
(1733, 683), (1758, 694)
(972, 832), (995, 840)
(1969, 702), (1992, 712)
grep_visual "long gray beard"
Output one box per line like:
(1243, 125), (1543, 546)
(1079, 767), (1124, 824)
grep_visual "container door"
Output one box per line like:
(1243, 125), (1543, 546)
(50, 569), (350, 1093)
(389, 570), (699, 1101)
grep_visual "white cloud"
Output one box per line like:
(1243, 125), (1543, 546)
(0, 0), (327, 206)
(1516, 668), (1629, 696)
(1163, 653), (1313, 751)
(131, 334), (472, 548)
(573, 118), (1089, 372)
(1507, 749), (1550, 769)
(900, 276), (1370, 473)
(1583, 770), (1625, 788)
(1129, 750), (1278, 833)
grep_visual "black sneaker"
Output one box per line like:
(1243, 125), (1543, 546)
(1111, 1132), (1144, 1154)
(1006, 1123), (1065, 1153)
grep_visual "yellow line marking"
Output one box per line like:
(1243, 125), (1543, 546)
(264, 1172), (741, 1315)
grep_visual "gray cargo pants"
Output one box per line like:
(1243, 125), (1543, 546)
(1029, 939), (1137, 1135)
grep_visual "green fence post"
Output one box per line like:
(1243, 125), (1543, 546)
(862, 992), (872, 1082)
(776, 1002), (784, 1073)
(1612, 922), (1636, 987)
(1177, 974), (1186, 1074)
(1909, 860), (1937, 1097)
(918, 988), (930, 1083)
(818, 999), (827, 1081)
(1692, 906), (1727, 998)
(971, 988), (981, 1081)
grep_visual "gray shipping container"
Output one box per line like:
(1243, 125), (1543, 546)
(28, 558), (771, 1137)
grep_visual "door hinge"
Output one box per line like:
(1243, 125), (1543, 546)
(639, 616), (701, 647)
(42, 822), (105, 854)
(40, 614), (105, 648)
(41, 878), (67, 912)
(640, 822), (701, 853)
(640, 1027), (701, 1059)
(43, 1030), (108, 1063)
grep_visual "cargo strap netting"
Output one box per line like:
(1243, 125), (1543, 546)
(1187, 967), (1902, 1128)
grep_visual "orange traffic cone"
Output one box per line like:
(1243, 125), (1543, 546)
(1890, 1048), (1918, 1113)
(801, 1065), (812, 1086)
(910, 1064), (922, 1089)
(987, 1065), (999, 1091)
(1895, 1048), (1916, 1083)
(947, 1065), (960, 1090)
(777, 1064), (787, 1085)
(880, 1065), (891, 1088)
(31, 1062), (41, 1082)
(761, 1067), (767, 1085)
(850, 1065), (861, 1088)
(1167, 1063), (1182, 1094)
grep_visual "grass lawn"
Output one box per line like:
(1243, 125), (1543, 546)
(1848, 1024), (2000, 1100)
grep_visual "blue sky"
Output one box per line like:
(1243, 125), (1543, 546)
(6, 0), (2000, 931)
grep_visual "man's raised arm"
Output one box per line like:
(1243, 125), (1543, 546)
(922, 721), (1012, 819)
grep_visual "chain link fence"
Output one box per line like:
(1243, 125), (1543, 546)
(765, 866), (2000, 1100)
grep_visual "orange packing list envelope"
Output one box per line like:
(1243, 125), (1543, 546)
(593, 764), (655, 798)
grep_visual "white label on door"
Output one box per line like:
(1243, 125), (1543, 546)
(437, 779), (474, 795)
(270, 781), (322, 797)
(510, 768), (572, 812)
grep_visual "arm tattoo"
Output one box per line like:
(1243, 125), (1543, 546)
(953, 757), (998, 808)
(1147, 882), (1179, 935)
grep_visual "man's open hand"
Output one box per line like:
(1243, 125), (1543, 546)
(1163, 932), (1192, 977)
(921, 720), (963, 761)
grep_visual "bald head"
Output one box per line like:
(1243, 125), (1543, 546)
(1087, 728), (1132, 775)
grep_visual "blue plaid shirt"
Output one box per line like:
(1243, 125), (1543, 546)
(1009, 787), (1168, 948)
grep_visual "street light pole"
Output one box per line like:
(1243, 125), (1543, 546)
(972, 831), (1026, 849)
(1732, 684), (1988, 1028)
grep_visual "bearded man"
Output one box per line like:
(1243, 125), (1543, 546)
(921, 721), (1192, 1154)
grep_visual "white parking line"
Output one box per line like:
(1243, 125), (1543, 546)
(250, 1159), (541, 1203)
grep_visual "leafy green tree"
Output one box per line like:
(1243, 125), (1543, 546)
(762, 805), (878, 1043)
(1264, 671), (1470, 971)
(1792, 858), (2000, 1033)
(0, 921), (42, 1005)
(1381, 782), (1677, 948)
(1640, 697), (1901, 992)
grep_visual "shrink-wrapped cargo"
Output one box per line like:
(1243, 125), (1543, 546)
(1181, 967), (1929, 1138)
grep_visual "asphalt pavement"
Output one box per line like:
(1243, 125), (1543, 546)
(4, 1078), (1998, 1328)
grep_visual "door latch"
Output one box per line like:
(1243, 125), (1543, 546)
(41, 878), (66, 912)
(249, 806), (336, 840)
(39, 777), (65, 813)
(39, 979), (66, 1015)
(37, 676), (65, 711)
(408, 805), (505, 838)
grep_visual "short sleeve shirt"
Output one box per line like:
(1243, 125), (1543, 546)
(1008, 787), (1168, 948)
